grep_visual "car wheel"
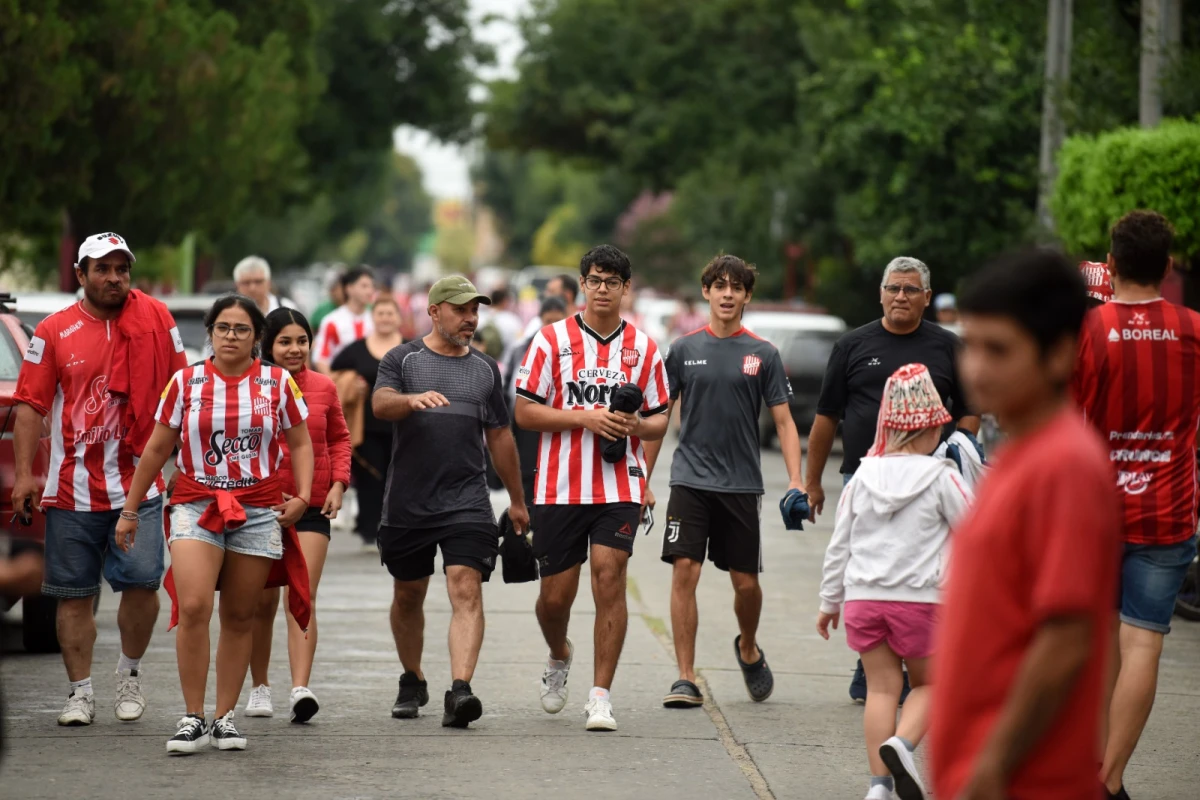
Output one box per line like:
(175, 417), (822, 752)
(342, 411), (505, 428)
(21, 593), (61, 653)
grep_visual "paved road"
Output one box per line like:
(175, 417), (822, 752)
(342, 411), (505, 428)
(2, 440), (1198, 798)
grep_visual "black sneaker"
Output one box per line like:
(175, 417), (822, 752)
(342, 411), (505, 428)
(392, 671), (429, 719)
(442, 680), (483, 728)
(166, 714), (208, 755)
(849, 659), (867, 704)
(209, 711), (247, 751)
(1107, 786), (1131, 800)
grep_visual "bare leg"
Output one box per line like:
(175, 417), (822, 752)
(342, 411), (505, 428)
(116, 588), (159, 661)
(391, 578), (430, 679)
(729, 569), (762, 663)
(670, 558), (702, 682)
(445, 565), (485, 683)
(213, 552), (274, 717)
(537, 565), (581, 662)
(1101, 623), (1166, 793)
(895, 656), (931, 747)
(57, 597), (97, 683)
(249, 587), (280, 687)
(590, 546), (629, 690)
(170, 540), (224, 715)
(285, 532), (330, 688)
(860, 643), (904, 778)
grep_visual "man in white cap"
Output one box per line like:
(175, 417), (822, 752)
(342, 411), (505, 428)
(233, 255), (294, 315)
(934, 293), (958, 325)
(11, 232), (188, 727)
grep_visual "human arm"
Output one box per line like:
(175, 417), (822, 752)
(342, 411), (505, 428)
(947, 333), (980, 435)
(956, 416), (981, 435)
(485, 427), (529, 534)
(274, 422), (313, 527)
(322, 386), (353, 519)
(640, 398), (676, 511)
(312, 317), (339, 374)
(816, 481), (855, 638)
(772, 404), (805, 493)
(0, 549), (44, 596)
(115, 423), (181, 551)
(11, 404), (45, 513)
(514, 397), (635, 441)
(12, 323), (58, 513)
(804, 414), (838, 517)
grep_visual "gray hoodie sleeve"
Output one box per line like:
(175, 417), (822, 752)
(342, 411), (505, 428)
(819, 479), (857, 613)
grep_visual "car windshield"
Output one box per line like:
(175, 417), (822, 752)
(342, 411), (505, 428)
(0, 324), (24, 381)
(173, 315), (210, 351)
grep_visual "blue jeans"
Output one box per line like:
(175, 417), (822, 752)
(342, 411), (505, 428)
(168, 501), (283, 560)
(42, 496), (165, 598)
(1120, 534), (1198, 634)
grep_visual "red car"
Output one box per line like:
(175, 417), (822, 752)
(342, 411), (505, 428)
(0, 292), (56, 652)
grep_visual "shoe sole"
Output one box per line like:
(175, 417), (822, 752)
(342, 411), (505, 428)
(167, 735), (210, 755)
(442, 696), (483, 728)
(540, 695), (567, 714)
(662, 694), (704, 708)
(213, 738), (247, 751)
(879, 742), (927, 800)
(57, 716), (94, 726)
(585, 718), (618, 732)
(392, 706), (420, 719)
(115, 707), (145, 722)
(291, 696), (319, 724)
(243, 707), (273, 718)
(851, 697), (866, 705)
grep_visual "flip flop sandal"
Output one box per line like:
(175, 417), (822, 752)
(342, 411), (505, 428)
(662, 679), (704, 708)
(734, 635), (774, 702)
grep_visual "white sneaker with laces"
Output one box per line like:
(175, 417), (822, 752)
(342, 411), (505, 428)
(879, 735), (927, 799)
(864, 785), (894, 800)
(583, 696), (617, 732)
(244, 684), (273, 717)
(114, 669), (146, 721)
(540, 637), (573, 714)
(57, 692), (96, 726)
(289, 686), (319, 723)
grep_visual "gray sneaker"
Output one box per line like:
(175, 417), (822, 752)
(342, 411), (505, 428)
(115, 669), (146, 721)
(57, 692), (96, 726)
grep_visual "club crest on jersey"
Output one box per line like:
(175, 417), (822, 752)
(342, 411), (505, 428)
(743, 354), (762, 376)
(621, 347), (640, 367)
(252, 394), (272, 417)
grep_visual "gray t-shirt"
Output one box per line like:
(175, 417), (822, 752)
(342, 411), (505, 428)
(666, 327), (792, 494)
(375, 341), (509, 529)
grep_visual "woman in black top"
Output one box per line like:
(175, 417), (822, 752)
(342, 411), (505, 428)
(331, 294), (403, 545)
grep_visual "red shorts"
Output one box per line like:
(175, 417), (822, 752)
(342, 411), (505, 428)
(844, 600), (938, 660)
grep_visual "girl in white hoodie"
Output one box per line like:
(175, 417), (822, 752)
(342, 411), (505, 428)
(817, 363), (972, 800)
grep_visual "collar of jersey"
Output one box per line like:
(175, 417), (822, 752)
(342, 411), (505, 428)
(576, 313), (626, 345)
(206, 356), (261, 382)
(705, 325), (747, 338)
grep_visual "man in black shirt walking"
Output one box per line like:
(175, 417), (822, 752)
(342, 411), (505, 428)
(806, 256), (978, 702)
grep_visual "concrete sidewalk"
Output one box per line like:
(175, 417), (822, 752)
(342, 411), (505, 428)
(2, 440), (1198, 798)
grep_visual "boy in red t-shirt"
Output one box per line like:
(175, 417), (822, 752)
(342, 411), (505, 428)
(931, 249), (1120, 800)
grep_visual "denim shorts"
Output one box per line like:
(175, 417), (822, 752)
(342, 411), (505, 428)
(1120, 534), (1198, 634)
(43, 496), (165, 599)
(168, 501), (283, 560)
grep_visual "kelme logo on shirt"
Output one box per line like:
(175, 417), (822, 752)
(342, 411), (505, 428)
(204, 428), (263, 467)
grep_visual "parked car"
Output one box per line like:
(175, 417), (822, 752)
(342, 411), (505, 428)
(742, 310), (847, 447)
(0, 293), (57, 652)
(159, 294), (225, 364)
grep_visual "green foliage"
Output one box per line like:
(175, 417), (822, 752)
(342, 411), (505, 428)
(1052, 120), (1200, 262)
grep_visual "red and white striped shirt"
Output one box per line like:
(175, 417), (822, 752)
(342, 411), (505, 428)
(515, 314), (669, 505)
(313, 305), (373, 364)
(156, 359), (308, 490)
(15, 301), (186, 512)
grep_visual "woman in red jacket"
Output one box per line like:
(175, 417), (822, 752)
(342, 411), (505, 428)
(245, 308), (351, 723)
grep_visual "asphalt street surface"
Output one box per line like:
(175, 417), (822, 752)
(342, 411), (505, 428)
(2, 438), (1198, 798)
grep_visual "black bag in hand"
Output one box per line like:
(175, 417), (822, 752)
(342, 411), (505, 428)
(602, 384), (644, 464)
(499, 509), (538, 584)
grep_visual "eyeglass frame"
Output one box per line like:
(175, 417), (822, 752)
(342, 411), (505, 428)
(881, 284), (928, 298)
(583, 276), (628, 291)
(209, 322), (257, 340)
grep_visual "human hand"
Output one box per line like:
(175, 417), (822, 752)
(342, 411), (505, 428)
(10, 475), (40, 521)
(581, 409), (634, 442)
(408, 391), (450, 412)
(115, 515), (139, 553)
(508, 500), (530, 536)
(321, 483), (345, 520)
(807, 483), (825, 519)
(816, 610), (839, 640)
(272, 494), (308, 528)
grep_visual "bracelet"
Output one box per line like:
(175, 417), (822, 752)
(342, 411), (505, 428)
(119, 511), (140, 522)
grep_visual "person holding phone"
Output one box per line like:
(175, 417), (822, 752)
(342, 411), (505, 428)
(244, 309), (351, 723)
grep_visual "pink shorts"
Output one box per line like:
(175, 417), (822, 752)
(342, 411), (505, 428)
(843, 600), (938, 660)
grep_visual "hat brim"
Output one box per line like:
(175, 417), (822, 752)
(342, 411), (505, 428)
(439, 292), (491, 306)
(77, 244), (136, 265)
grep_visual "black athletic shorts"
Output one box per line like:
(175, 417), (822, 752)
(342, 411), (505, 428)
(377, 522), (499, 583)
(532, 502), (641, 578)
(662, 486), (762, 573)
(295, 506), (331, 537)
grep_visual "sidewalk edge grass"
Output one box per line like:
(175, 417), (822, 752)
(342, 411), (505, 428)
(626, 575), (776, 800)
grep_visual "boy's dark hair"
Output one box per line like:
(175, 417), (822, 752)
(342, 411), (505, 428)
(553, 274), (579, 302)
(262, 308), (314, 359)
(1110, 210), (1173, 286)
(491, 287), (511, 306)
(579, 245), (632, 282)
(204, 294), (267, 356)
(958, 248), (1087, 355)
(340, 266), (375, 291)
(701, 254), (758, 293)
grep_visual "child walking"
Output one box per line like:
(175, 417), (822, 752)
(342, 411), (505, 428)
(817, 363), (972, 800)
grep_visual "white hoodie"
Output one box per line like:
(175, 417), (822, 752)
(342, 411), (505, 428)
(819, 454), (972, 613)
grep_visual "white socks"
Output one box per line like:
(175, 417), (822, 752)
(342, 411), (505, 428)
(588, 687), (610, 703)
(117, 652), (141, 674)
(70, 677), (93, 697)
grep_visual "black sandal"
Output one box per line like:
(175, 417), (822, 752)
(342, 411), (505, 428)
(662, 679), (704, 708)
(734, 635), (774, 702)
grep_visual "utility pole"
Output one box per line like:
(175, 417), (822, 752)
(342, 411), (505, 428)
(1140, 0), (1165, 128)
(1036, 0), (1073, 232)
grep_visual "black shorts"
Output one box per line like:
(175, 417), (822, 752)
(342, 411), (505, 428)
(532, 502), (641, 578)
(661, 486), (762, 573)
(378, 522), (499, 583)
(295, 506), (331, 537)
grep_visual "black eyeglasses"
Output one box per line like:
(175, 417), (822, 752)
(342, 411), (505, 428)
(882, 284), (926, 298)
(210, 323), (255, 340)
(584, 276), (626, 291)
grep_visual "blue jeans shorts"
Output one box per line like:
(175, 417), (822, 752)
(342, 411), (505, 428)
(168, 501), (283, 560)
(42, 496), (165, 599)
(1120, 534), (1198, 634)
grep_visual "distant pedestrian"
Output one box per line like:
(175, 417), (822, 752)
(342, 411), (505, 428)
(310, 268), (346, 330)
(234, 256), (294, 315)
(314, 266), (376, 373)
(521, 274), (579, 338)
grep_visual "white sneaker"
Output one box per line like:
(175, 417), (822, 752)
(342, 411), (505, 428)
(879, 736), (927, 799)
(57, 692), (95, 726)
(583, 696), (617, 732)
(244, 684), (273, 717)
(114, 669), (146, 721)
(289, 686), (319, 724)
(539, 637), (573, 714)
(864, 785), (894, 800)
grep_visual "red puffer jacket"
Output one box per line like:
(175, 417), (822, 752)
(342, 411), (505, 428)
(278, 368), (352, 509)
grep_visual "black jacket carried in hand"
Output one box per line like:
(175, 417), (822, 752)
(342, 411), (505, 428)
(603, 384), (644, 464)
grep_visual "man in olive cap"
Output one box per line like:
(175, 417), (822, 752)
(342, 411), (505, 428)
(372, 276), (530, 729)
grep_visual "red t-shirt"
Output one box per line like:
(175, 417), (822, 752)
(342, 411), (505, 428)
(930, 408), (1119, 800)
(1073, 299), (1200, 545)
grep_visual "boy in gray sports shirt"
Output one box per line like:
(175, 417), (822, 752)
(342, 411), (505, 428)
(644, 255), (806, 708)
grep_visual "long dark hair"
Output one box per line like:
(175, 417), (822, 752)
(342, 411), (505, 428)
(262, 308), (313, 362)
(205, 294), (266, 359)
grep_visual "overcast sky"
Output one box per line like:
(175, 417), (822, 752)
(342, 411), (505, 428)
(394, 0), (529, 200)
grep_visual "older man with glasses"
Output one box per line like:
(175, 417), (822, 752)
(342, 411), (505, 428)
(805, 256), (979, 703)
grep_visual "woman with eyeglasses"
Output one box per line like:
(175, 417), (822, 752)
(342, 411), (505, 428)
(115, 294), (313, 755)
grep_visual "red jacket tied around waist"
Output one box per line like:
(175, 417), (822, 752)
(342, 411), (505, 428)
(163, 473), (311, 630)
(278, 369), (351, 509)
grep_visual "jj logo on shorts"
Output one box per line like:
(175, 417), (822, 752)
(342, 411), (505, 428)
(666, 519), (681, 543)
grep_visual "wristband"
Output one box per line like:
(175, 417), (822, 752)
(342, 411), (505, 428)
(119, 510), (140, 522)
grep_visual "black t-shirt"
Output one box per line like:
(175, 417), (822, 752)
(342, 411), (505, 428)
(332, 338), (393, 436)
(816, 319), (969, 475)
(374, 341), (509, 530)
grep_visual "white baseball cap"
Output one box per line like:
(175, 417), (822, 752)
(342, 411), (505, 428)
(76, 231), (136, 267)
(934, 292), (956, 311)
